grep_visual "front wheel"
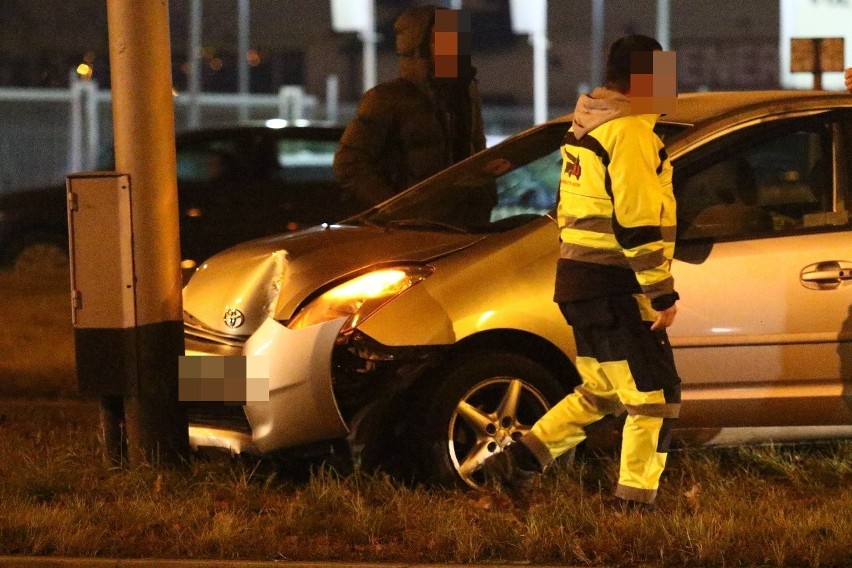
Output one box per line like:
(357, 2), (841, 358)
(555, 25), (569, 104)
(414, 351), (566, 488)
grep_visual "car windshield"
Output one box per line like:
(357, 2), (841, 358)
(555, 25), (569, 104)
(352, 121), (690, 234)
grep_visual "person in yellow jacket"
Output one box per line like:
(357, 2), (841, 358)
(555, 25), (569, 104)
(481, 34), (681, 510)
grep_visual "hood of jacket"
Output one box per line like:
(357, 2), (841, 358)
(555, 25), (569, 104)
(395, 5), (436, 87)
(571, 87), (634, 139)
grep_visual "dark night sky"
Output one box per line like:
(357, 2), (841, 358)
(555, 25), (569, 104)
(0, 1), (783, 94)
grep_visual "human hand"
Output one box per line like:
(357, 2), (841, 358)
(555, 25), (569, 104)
(846, 68), (852, 93)
(651, 304), (677, 330)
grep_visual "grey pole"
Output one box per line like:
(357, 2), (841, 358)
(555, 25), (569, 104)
(85, 79), (99, 170)
(68, 72), (83, 174)
(590, 0), (605, 88)
(326, 74), (339, 123)
(237, 0), (251, 122)
(187, 0), (202, 129)
(361, 0), (377, 92)
(105, 0), (189, 465)
(657, 0), (670, 50)
(532, 10), (549, 124)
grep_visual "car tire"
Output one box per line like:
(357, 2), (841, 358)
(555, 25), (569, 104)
(412, 350), (566, 488)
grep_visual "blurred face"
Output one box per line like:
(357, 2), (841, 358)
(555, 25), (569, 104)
(432, 8), (472, 82)
(630, 50), (677, 114)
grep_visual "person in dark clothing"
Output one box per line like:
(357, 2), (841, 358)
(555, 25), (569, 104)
(332, 5), (486, 209)
(479, 34), (681, 511)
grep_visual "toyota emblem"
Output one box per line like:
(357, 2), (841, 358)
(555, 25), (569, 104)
(223, 307), (245, 329)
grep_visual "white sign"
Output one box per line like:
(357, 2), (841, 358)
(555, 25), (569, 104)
(509, 0), (546, 34)
(331, 0), (371, 32)
(780, 0), (851, 90)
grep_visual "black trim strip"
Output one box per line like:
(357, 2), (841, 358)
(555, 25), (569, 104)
(656, 147), (668, 174)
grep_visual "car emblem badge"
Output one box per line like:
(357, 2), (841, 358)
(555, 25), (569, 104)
(223, 307), (245, 329)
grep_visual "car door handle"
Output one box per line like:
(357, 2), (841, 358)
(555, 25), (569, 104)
(801, 261), (852, 290)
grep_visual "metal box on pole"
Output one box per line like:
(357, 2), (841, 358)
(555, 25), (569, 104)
(67, 172), (138, 396)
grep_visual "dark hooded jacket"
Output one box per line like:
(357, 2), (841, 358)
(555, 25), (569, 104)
(333, 5), (486, 208)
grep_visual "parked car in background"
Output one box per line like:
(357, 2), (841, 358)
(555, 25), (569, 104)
(183, 91), (852, 487)
(0, 121), (355, 277)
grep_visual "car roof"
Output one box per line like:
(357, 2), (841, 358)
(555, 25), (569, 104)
(550, 90), (852, 129)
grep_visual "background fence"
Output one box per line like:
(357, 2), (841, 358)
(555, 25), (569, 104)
(0, 76), (538, 195)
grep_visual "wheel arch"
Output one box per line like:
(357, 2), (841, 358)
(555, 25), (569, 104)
(447, 328), (580, 393)
(347, 328), (579, 478)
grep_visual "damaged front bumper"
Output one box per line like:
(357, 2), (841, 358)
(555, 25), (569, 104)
(187, 316), (445, 457)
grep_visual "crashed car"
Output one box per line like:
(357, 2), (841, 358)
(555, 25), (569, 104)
(183, 91), (852, 487)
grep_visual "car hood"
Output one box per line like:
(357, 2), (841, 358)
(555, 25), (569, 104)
(182, 224), (486, 337)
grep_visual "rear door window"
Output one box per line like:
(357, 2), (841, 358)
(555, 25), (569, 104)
(274, 138), (338, 183)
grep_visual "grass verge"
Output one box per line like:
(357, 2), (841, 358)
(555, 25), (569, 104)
(0, 269), (76, 396)
(1, 399), (850, 566)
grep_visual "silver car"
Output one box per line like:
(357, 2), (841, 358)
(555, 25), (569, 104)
(183, 91), (852, 487)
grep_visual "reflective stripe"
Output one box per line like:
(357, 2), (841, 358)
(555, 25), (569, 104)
(626, 249), (667, 273)
(560, 241), (632, 269)
(661, 225), (676, 242)
(641, 275), (675, 298)
(520, 432), (556, 469)
(623, 402), (681, 418)
(562, 215), (614, 234)
(576, 385), (625, 415)
(615, 483), (658, 504)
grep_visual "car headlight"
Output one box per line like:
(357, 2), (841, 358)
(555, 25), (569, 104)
(287, 265), (433, 332)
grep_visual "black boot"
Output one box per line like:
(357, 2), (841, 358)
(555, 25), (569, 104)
(478, 441), (541, 507)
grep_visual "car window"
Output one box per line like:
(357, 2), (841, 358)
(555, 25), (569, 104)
(488, 149), (562, 222)
(274, 139), (337, 183)
(176, 139), (243, 183)
(676, 117), (847, 241)
(361, 123), (568, 233)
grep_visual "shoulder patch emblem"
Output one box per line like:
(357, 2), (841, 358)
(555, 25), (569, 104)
(565, 151), (582, 179)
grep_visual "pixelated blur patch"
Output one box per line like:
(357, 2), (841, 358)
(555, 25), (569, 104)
(631, 50), (677, 115)
(434, 31), (458, 56)
(434, 54), (459, 77)
(179, 355), (269, 403)
(630, 51), (655, 74)
(434, 8), (470, 33)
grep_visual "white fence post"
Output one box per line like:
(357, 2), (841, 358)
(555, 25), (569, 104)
(84, 79), (99, 170)
(69, 72), (84, 174)
(68, 73), (100, 173)
(278, 86), (305, 120)
(325, 75), (339, 123)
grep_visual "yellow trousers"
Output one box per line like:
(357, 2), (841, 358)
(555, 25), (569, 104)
(522, 294), (681, 504)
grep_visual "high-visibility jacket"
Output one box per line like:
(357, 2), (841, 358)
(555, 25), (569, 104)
(554, 88), (677, 311)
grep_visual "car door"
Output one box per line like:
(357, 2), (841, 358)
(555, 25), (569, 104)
(669, 109), (852, 428)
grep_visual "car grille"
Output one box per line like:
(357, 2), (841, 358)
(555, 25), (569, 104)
(182, 318), (253, 434)
(183, 319), (246, 357)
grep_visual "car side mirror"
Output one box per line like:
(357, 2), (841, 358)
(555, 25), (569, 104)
(674, 238), (713, 265)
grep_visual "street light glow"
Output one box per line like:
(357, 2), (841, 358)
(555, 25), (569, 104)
(76, 63), (93, 79)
